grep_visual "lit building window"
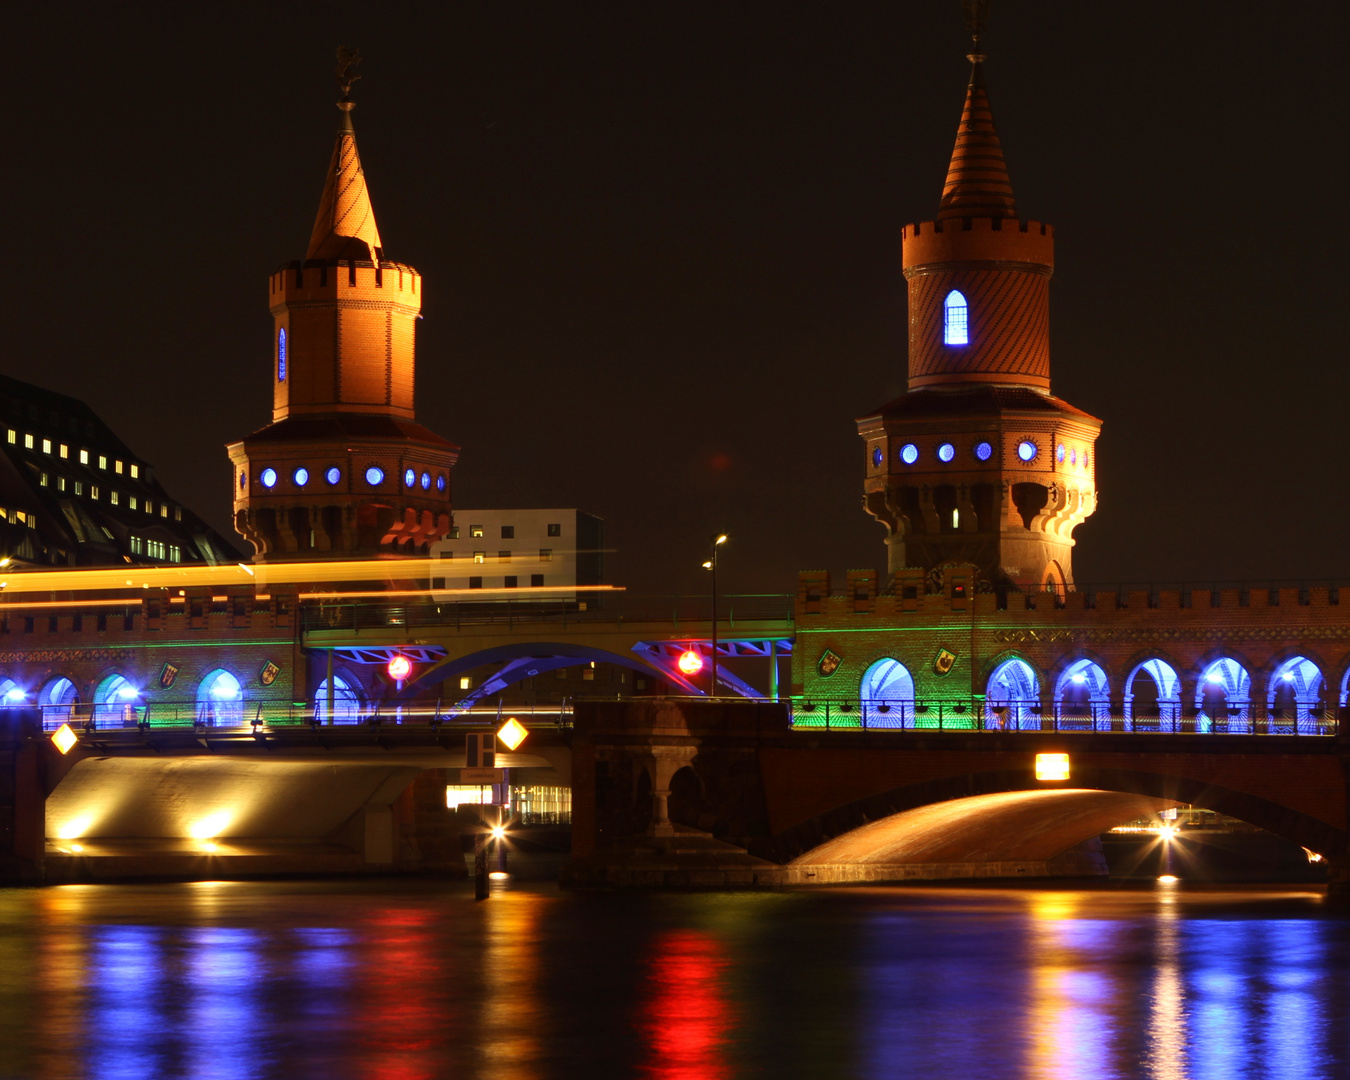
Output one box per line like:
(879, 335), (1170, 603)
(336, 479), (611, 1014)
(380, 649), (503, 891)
(470, 525), (484, 538)
(365, 466), (384, 486)
(57, 477), (66, 492)
(109, 490), (119, 504)
(326, 466), (341, 485)
(79, 449), (88, 464)
(943, 290), (969, 346)
(5, 430), (13, 444)
(238, 470), (247, 490)
(39, 473), (48, 487)
(174, 508), (182, 521)
(871, 446), (883, 467)
(130, 464), (139, 479)
(436, 475), (446, 493)
(130, 536), (143, 554)
(169, 545), (181, 563)
(260, 468), (277, 488)
(460, 676), (472, 690)
(420, 471), (431, 490)
(403, 468), (416, 489)
(899, 443), (919, 465)
(24, 435), (33, 449)
(975, 441), (993, 461)
(473, 551), (485, 564)
(161, 504), (168, 518)
(952, 509), (960, 528)
(90, 485), (99, 499)
(449, 526), (460, 539)
(1056, 443), (1065, 464)
(59, 444), (68, 459)
(293, 467), (309, 487)
(540, 548), (553, 562)
(114, 460), (123, 474)
(277, 328), (287, 381)
(98, 455), (106, 469)
(74, 482), (83, 495)
(41, 439), (51, 455)
(938, 443), (955, 463)
(129, 496), (138, 510)
(1017, 441), (1038, 462)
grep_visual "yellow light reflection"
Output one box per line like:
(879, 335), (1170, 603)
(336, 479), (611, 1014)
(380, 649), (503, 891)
(188, 812), (232, 840)
(54, 816), (93, 841)
(482, 891), (547, 1079)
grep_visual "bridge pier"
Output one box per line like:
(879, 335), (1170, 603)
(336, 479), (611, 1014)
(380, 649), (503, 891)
(0, 709), (45, 885)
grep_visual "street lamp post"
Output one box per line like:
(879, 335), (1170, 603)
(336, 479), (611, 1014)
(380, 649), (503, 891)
(703, 534), (728, 698)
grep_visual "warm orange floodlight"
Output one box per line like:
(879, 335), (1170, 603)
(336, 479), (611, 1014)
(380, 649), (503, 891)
(677, 649), (704, 676)
(51, 723), (78, 755)
(1035, 753), (1070, 781)
(497, 717), (528, 751)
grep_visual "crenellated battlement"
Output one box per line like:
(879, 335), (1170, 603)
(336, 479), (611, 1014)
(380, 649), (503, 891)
(269, 259), (422, 311)
(902, 217), (1053, 272)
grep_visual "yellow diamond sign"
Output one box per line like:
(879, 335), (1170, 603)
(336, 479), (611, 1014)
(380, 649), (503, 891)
(51, 723), (78, 755)
(497, 717), (529, 751)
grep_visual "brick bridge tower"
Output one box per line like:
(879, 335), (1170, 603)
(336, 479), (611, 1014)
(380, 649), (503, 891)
(858, 26), (1099, 594)
(227, 52), (458, 562)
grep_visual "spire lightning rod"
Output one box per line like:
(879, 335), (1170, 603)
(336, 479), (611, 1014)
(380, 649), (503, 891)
(962, 0), (990, 62)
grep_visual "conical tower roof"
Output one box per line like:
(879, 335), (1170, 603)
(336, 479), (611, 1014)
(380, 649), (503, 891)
(307, 103), (384, 261)
(937, 61), (1017, 220)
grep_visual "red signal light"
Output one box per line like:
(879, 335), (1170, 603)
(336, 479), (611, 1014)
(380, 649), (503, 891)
(677, 649), (703, 676)
(387, 654), (413, 681)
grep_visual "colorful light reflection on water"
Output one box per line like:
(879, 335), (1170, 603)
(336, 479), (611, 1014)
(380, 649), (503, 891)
(0, 881), (1346, 1078)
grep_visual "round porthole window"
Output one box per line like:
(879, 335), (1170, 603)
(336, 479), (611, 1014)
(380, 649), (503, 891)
(871, 446), (883, 467)
(1017, 441), (1038, 463)
(293, 467), (309, 487)
(900, 444), (919, 465)
(1056, 444), (1066, 464)
(974, 441), (993, 462)
(420, 471), (431, 490)
(436, 475), (446, 493)
(260, 468), (277, 489)
(404, 468), (416, 489)
(326, 466), (341, 485)
(365, 466), (385, 487)
(937, 443), (955, 463)
(238, 470), (247, 491)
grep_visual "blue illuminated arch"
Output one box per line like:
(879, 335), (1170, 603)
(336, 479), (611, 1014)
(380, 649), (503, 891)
(1054, 659), (1109, 726)
(198, 669), (243, 726)
(986, 658), (1039, 729)
(859, 658), (914, 728)
(93, 674), (138, 721)
(277, 328), (287, 381)
(1124, 659), (1181, 725)
(1195, 658), (1251, 729)
(314, 674), (363, 724)
(943, 290), (969, 346)
(1267, 656), (1324, 734)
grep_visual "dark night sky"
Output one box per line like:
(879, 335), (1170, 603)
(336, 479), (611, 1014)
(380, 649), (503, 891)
(5, 2), (1346, 598)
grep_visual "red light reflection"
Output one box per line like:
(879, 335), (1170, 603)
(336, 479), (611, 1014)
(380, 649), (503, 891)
(641, 930), (734, 1080)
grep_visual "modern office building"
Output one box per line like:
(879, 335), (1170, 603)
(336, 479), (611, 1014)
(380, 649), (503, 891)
(429, 509), (603, 602)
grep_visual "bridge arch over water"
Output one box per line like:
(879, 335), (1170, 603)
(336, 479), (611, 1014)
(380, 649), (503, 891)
(773, 767), (1344, 875)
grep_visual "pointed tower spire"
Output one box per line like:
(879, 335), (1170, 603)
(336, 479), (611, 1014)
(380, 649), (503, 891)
(937, 5), (1016, 220)
(307, 47), (383, 261)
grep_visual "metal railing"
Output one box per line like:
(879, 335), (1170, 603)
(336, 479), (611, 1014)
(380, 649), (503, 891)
(790, 700), (1339, 735)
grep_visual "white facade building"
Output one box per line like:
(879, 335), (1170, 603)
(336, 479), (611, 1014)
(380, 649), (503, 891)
(429, 509), (603, 602)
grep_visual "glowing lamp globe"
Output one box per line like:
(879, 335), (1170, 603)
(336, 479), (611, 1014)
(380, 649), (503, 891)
(677, 649), (704, 676)
(387, 655), (413, 681)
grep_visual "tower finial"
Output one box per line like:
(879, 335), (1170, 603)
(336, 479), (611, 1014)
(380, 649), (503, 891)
(962, 0), (989, 63)
(335, 46), (362, 110)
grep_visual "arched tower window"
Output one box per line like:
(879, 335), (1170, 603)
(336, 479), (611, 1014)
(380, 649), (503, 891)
(198, 669), (243, 727)
(943, 290), (969, 346)
(859, 658), (914, 728)
(277, 328), (287, 381)
(314, 675), (362, 725)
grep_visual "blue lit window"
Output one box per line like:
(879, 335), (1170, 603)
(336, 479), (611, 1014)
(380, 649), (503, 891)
(420, 471), (431, 490)
(1069, 448), (1077, 466)
(871, 446), (883, 467)
(238, 470), (247, 490)
(1082, 451), (1089, 468)
(365, 466), (385, 486)
(277, 329), (287, 381)
(1017, 441), (1038, 462)
(436, 475), (446, 493)
(943, 291), (968, 346)
(260, 467), (277, 488)
(326, 466), (341, 485)
(1056, 444), (1065, 464)
(974, 441), (993, 461)
(937, 443), (955, 463)
(293, 467), (309, 487)
(899, 444), (919, 465)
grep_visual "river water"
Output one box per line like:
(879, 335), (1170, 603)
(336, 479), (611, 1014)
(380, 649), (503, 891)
(1, 873), (1347, 1079)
